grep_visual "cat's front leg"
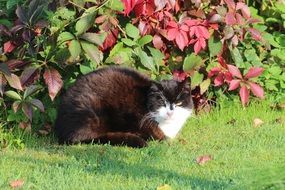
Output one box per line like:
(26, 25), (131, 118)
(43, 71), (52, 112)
(140, 121), (166, 141)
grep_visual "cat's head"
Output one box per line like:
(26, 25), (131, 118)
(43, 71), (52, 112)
(147, 79), (193, 123)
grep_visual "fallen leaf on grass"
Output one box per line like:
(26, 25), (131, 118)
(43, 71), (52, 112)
(226, 118), (236, 125)
(19, 122), (31, 132)
(10, 179), (24, 188)
(196, 155), (212, 165)
(278, 102), (285, 109)
(178, 138), (187, 145)
(253, 118), (264, 128)
(157, 184), (173, 190)
(275, 117), (283, 124)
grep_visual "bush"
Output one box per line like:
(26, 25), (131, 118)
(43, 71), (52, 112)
(0, 0), (284, 130)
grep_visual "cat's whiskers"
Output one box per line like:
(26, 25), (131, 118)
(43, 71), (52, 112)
(139, 112), (156, 129)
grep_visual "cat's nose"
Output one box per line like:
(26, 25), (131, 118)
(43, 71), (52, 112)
(167, 111), (173, 117)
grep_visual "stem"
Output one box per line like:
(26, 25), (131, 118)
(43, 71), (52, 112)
(68, 0), (86, 10)
(117, 24), (127, 38)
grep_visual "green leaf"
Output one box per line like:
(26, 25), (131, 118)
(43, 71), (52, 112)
(75, 11), (96, 36)
(0, 62), (11, 76)
(148, 47), (164, 66)
(80, 32), (107, 46)
(23, 85), (41, 99)
(5, 90), (22, 100)
(263, 33), (280, 48)
(200, 79), (211, 94)
(271, 49), (285, 61)
(208, 36), (222, 57)
(57, 32), (75, 44)
(81, 41), (102, 64)
(230, 47), (244, 68)
(122, 38), (137, 46)
(126, 23), (140, 39)
(183, 53), (203, 71)
(138, 35), (153, 46)
(136, 48), (156, 72)
(191, 71), (204, 89)
(107, 0), (124, 11)
(5, 74), (23, 91)
(244, 49), (262, 66)
(68, 40), (82, 59)
(79, 62), (94, 75)
(105, 43), (133, 64)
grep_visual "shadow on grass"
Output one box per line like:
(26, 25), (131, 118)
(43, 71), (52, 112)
(7, 141), (231, 189)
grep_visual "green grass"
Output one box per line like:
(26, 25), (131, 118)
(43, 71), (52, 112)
(0, 101), (284, 190)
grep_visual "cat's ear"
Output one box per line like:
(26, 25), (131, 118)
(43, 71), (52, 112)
(179, 77), (191, 88)
(150, 81), (163, 91)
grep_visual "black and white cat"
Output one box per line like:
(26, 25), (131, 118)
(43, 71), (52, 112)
(54, 66), (193, 148)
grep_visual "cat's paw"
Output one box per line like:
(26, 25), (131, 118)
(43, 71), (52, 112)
(129, 138), (148, 148)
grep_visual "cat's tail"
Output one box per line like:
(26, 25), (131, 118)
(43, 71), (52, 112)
(64, 131), (147, 148)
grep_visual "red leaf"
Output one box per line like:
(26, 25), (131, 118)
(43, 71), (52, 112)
(224, 0), (236, 11)
(247, 18), (261, 24)
(208, 67), (221, 77)
(194, 40), (202, 54)
(95, 15), (107, 24)
(167, 21), (178, 28)
(138, 20), (149, 36)
(19, 121), (31, 132)
(214, 73), (224, 86)
(209, 14), (222, 23)
(217, 55), (227, 68)
(154, 0), (167, 11)
(248, 28), (262, 41)
(3, 41), (16, 53)
(196, 155), (212, 165)
(167, 28), (179, 41)
(173, 71), (187, 81)
(240, 85), (249, 106)
(22, 103), (33, 121)
(43, 68), (63, 101)
(196, 26), (210, 39)
(198, 37), (206, 49)
(236, 2), (251, 19)
(175, 30), (188, 50)
(122, 0), (137, 16)
(228, 79), (241, 90)
(10, 179), (24, 188)
(224, 71), (233, 83)
(12, 101), (21, 112)
(231, 35), (239, 46)
(248, 82), (264, 99)
(235, 13), (245, 25)
(20, 66), (38, 86)
(245, 67), (264, 79)
(153, 34), (163, 49)
(30, 99), (45, 112)
(227, 64), (242, 79)
(225, 12), (237, 25)
(6, 59), (25, 70)
(100, 29), (118, 51)
(133, 0), (155, 17)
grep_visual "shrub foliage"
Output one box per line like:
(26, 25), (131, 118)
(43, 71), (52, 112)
(0, 0), (284, 129)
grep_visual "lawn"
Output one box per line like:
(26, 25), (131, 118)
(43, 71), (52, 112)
(0, 100), (284, 190)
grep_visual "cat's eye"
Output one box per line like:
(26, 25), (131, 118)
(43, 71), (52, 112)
(176, 102), (183, 106)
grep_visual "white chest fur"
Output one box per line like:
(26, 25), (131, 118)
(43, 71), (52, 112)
(157, 107), (192, 139)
